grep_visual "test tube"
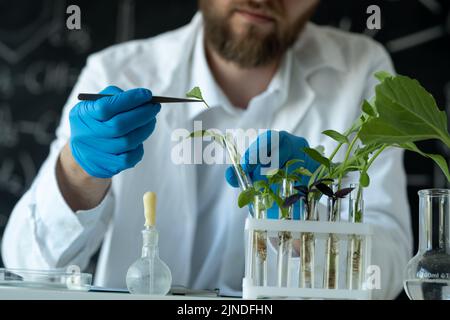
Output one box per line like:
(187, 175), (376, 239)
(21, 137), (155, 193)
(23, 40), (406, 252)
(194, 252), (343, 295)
(299, 196), (318, 288)
(324, 189), (341, 289)
(223, 138), (255, 217)
(252, 195), (268, 287)
(347, 184), (364, 290)
(277, 179), (293, 287)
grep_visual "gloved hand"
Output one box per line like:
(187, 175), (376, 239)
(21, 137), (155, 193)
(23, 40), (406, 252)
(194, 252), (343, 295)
(69, 86), (161, 178)
(225, 130), (319, 219)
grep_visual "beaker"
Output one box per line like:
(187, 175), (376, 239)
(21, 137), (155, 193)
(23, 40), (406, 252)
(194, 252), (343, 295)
(404, 189), (450, 300)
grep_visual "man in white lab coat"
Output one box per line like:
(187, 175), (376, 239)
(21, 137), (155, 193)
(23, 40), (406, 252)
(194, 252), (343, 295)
(2, 0), (412, 299)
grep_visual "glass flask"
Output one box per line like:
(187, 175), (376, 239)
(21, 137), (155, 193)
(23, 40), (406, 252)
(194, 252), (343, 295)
(126, 192), (172, 295)
(404, 189), (450, 300)
(126, 227), (172, 295)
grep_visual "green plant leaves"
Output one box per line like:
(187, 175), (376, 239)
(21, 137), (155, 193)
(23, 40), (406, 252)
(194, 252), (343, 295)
(399, 142), (450, 182)
(186, 86), (210, 108)
(303, 147), (331, 169)
(359, 171), (370, 187)
(360, 75), (450, 148)
(374, 71), (394, 82)
(186, 86), (203, 100)
(362, 100), (377, 117)
(293, 167), (313, 176)
(284, 159), (304, 169)
(253, 180), (269, 191)
(265, 168), (280, 177)
(345, 117), (364, 136)
(322, 130), (348, 144)
(186, 130), (225, 147)
(238, 188), (257, 208)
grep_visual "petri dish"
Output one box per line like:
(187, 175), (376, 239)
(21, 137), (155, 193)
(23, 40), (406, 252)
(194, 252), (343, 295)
(0, 268), (92, 291)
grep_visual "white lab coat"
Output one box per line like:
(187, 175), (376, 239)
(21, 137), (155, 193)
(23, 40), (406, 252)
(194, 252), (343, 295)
(2, 13), (412, 299)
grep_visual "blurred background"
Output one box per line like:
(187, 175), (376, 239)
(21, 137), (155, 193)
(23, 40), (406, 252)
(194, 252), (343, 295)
(0, 0), (448, 299)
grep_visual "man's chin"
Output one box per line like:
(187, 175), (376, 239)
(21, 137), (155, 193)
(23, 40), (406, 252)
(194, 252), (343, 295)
(229, 14), (276, 37)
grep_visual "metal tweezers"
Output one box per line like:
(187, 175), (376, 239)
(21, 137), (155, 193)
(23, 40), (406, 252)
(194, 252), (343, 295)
(78, 93), (203, 104)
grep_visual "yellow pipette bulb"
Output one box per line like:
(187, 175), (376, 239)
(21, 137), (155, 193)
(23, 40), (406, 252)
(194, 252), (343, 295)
(143, 192), (157, 227)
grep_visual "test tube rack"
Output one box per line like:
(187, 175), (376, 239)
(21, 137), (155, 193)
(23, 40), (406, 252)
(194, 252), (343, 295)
(242, 218), (373, 300)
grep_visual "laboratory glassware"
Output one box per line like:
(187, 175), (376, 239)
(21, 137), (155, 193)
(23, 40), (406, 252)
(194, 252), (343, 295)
(126, 192), (172, 295)
(299, 196), (319, 288)
(0, 268), (92, 291)
(324, 186), (342, 289)
(249, 195), (268, 286)
(223, 135), (255, 217)
(404, 189), (450, 300)
(277, 178), (294, 287)
(347, 184), (364, 290)
(243, 216), (374, 299)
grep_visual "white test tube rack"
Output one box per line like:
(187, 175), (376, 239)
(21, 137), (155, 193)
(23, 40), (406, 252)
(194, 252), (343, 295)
(242, 218), (374, 300)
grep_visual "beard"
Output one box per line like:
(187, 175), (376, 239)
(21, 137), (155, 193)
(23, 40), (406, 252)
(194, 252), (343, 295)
(199, 0), (317, 68)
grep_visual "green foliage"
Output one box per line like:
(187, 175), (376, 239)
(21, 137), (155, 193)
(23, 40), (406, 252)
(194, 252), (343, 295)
(360, 75), (450, 148)
(359, 171), (370, 188)
(188, 74), (450, 218)
(361, 100), (377, 117)
(322, 130), (349, 144)
(399, 142), (450, 182)
(186, 86), (203, 101)
(303, 147), (331, 169)
(187, 130), (226, 148)
(374, 71), (394, 82)
(238, 187), (257, 208)
(186, 86), (210, 108)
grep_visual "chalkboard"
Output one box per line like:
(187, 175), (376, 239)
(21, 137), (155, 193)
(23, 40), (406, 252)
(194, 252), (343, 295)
(0, 0), (449, 298)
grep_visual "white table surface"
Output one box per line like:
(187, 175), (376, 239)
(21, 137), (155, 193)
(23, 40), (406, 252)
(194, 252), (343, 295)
(0, 286), (235, 300)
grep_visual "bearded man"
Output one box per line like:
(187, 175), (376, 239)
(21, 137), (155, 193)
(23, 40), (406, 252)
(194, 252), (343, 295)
(3, 0), (412, 299)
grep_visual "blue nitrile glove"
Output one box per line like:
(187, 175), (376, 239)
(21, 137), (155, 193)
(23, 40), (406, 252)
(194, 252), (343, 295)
(225, 130), (319, 219)
(69, 86), (161, 178)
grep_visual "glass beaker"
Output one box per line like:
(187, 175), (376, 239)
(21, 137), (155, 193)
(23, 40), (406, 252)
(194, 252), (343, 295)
(404, 189), (450, 300)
